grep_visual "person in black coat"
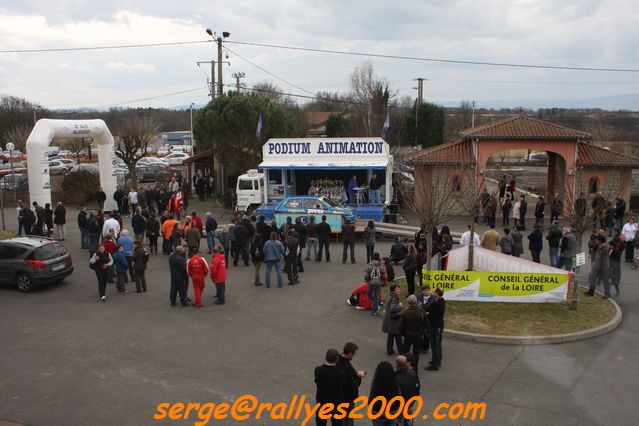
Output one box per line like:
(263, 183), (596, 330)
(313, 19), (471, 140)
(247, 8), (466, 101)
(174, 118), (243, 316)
(53, 202), (66, 239)
(314, 348), (345, 426)
(425, 288), (446, 371)
(294, 217), (307, 272)
(146, 214), (160, 254)
(95, 188), (107, 210)
(113, 188), (125, 215)
(400, 295), (428, 370)
(335, 342), (364, 426)
(527, 224), (544, 263)
(317, 215), (332, 263)
(233, 219), (250, 266)
(144, 186), (156, 214)
(402, 246), (418, 296)
(256, 216), (271, 248)
(77, 207), (88, 249)
(168, 246), (188, 306)
(86, 212), (101, 256)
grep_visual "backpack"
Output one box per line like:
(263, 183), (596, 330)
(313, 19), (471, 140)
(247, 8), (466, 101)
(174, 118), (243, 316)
(369, 265), (382, 286)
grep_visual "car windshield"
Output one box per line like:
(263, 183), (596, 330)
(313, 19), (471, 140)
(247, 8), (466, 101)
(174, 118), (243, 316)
(33, 243), (67, 260)
(319, 197), (337, 207)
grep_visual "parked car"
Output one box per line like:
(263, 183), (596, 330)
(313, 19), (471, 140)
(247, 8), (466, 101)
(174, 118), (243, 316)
(58, 158), (76, 170)
(70, 163), (99, 175)
(156, 146), (171, 156)
(0, 237), (73, 292)
(134, 165), (160, 182)
(137, 157), (168, 167)
(255, 195), (356, 230)
(49, 159), (69, 175)
(163, 152), (190, 166)
(0, 173), (28, 191)
(0, 163), (27, 177)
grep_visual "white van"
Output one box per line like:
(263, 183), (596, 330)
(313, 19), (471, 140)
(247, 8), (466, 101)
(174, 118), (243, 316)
(236, 169), (265, 212)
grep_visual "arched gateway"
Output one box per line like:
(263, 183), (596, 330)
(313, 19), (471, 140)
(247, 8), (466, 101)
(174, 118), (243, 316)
(26, 119), (118, 211)
(406, 115), (639, 213)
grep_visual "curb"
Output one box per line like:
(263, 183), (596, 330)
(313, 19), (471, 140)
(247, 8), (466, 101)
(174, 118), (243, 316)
(444, 289), (623, 345)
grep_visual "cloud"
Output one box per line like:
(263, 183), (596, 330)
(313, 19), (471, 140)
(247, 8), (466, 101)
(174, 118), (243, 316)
(0, 1), (637, 109)
(105, 62), (156, 73)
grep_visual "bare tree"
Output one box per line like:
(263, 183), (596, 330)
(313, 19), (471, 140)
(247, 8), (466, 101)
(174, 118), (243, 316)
(349, 61), (395, 136)
(2, 124), (32, 152)
(562, 169), (626, 309)
(251, 81), (296, 108)
(57, 138), (85, 163)
(113, 116), (159, 189)
(398, 163), (477, 271)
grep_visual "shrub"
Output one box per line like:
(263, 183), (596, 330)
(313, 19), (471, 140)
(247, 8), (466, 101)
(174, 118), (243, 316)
(61, 171), (100, 205)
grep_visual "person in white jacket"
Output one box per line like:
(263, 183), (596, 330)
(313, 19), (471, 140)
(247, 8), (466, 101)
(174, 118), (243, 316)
(459, 224), (481, 247)
(621, 216), (637, 263)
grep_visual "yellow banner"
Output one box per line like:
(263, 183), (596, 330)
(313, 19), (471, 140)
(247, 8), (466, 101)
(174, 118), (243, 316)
(421, 270), (570, 303)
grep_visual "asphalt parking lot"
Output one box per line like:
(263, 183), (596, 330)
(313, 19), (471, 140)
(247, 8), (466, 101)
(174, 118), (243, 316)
(1, 201), (638, 426)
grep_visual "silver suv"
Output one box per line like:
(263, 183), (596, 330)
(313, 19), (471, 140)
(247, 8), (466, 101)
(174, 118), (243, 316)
(0, 237), (74, 292)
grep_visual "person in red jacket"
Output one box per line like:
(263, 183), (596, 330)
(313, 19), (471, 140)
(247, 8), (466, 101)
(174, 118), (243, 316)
(102, 232), (117, 283)
(210, 243), (228, 305)
(187, 247), (209, 308)
(347, 282), (381, 310)
(191, 211), (203, 232)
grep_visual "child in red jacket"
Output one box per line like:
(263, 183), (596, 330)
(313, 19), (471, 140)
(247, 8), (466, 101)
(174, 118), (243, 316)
(187, 248), (209, 308)
(210, 243), (228, 305)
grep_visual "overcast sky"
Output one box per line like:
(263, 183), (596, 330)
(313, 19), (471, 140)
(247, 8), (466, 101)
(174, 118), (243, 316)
(1, 0), (638, 110)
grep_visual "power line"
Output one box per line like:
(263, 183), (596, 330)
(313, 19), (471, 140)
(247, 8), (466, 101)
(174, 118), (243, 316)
(51, 86), (208, 109)
(226, 40), (639, 73)
(0, 40), (212, 53)
(224, 46), (316, 96)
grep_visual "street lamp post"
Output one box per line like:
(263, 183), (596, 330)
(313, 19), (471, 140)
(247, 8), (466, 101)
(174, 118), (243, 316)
(6, 142), (16, 203)
(189, 103), (195, 154)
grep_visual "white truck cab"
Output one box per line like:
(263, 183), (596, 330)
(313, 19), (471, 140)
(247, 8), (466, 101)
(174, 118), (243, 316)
(236, 169), (265, 212)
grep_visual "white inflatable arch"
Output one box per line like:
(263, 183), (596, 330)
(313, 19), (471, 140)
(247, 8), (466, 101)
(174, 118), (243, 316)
(26, 119), (118, 211)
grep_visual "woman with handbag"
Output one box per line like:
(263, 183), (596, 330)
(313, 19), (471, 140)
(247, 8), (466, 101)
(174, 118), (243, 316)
(89, 244), (113, 302)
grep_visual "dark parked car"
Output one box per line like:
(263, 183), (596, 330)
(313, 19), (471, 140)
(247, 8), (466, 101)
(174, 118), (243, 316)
(0, 237), (73, 292)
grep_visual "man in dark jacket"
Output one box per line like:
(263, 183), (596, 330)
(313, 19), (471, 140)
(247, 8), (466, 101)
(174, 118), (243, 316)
(294, 217), (307, 272)
(518, 195), (528, 230)
(314, 348), (345, 426)
(95, 188), (107, 210)
(284, 230), (300, 285)
(53, 202), (67, 240)
(233, 218), (250, 266)
(77, 206), (88, 249)
(317, 215), (332, 263)
(614, 196), (626, 230)
(131, 240), (148, 292)
(86, 212), (101, 256)
(205, 212), (218, 254)
(256, 215), (270, 248)
(32, 202), (45, 235)
(145, 214), (160, 254)
(390, 237), (408, 264)
(395, 355), (420, 424)
(545, 221), (562, 268)
(144, 186), (156, 214)
(341, 218), (356, 264)
(113, 188), (125, 215)
(400, 295), (427, 370)
(335, 342), (364, 426)
(425, 287), (445, 371)
(527, 224), (544, 263)
(131, 209), (147, 242)
(168, 246), (188, 306)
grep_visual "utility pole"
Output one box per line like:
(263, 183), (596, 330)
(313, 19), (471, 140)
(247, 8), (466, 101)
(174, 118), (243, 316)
(217, 36), (224, 97)
(415, 78), (426, 146)
(471, 100), (476, 128)
(232, 72), (245, 93)
(197, 60), (216, 98)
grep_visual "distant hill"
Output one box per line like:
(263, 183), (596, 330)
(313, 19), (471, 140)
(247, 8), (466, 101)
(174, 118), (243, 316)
(439, 94), (639, 111)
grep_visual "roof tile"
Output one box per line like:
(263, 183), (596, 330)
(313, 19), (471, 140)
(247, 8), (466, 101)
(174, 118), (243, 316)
(459, 115), (592, 140)
(404, 140), (474, 165)
(577, 142), (639, 168)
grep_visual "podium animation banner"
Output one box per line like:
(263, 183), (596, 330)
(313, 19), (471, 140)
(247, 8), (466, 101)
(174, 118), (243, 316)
(422, 270), (569, 303)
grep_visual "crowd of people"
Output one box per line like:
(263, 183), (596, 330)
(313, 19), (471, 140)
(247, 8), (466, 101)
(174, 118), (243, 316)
(314, 342), (422, 426)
